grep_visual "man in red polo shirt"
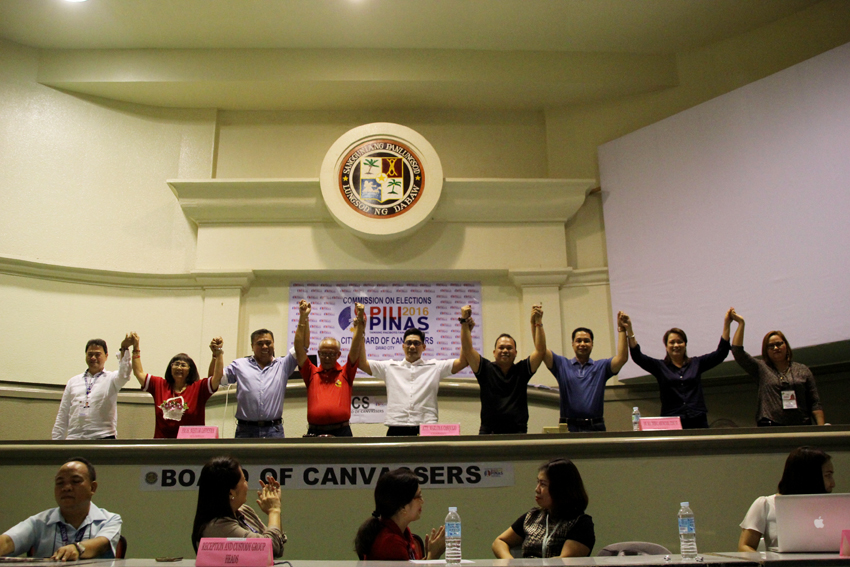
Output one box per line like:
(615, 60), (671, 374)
(295, 299), (365, 436)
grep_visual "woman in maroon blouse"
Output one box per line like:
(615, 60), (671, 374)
(354, 468), (445, 560)
(129, 332), (224, 438)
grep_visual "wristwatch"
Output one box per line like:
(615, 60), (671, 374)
(458, 317), (469, 324)
(74, 542), (86, 556)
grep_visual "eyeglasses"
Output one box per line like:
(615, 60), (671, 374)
(318, 351), (338, 358)
(768, 342), (785, 350)
(171, 362), (190, 368)
(404, 340), (423, 347)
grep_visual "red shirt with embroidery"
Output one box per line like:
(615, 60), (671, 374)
(367, 518), (423, 560)
(142, 375), (216, 438)
(299, 357), (357, 425)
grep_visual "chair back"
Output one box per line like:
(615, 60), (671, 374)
(116, 535), (127, 559)
(412, 533), (425, 559)
(598, 541), (671, 556)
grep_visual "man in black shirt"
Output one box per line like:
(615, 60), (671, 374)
(459, 304), (546, 434)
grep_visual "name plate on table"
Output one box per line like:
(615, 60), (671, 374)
(196, 538), (272, 567)
(841, 530), (850, 557)
(420, 424), (460, 436)
(639, 417), (682, 431)
(177, 426), (219, 439)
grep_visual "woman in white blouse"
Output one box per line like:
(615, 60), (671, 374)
(738, 446), (835, 551)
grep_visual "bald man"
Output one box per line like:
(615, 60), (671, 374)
(295, 299), (366, 436)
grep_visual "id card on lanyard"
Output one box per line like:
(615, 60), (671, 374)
(782, 389), (798, 409)
(778, 370), (797, 409)
(82, 372), (101, 411)
(57, 522), (88, 550)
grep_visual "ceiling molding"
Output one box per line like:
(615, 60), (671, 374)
(0, 255), (254, 291)
(169, 177), (597, 224)
(37, 48), (679, 110)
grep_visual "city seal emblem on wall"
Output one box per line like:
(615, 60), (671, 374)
(320, 123), (444, 240)
(339, 139), (424, 218)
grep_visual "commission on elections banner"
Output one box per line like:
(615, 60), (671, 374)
(288, 282), (483, 377)
(140, 462), (513, 491)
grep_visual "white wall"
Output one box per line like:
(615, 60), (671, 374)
(0, 39), (212, 274)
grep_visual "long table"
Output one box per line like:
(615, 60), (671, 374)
(3, 554), (850, 567)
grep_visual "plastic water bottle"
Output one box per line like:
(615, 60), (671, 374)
(445, 506), (462, 563)
(631, 407), (641, 431)
(678, 502), (698, 560)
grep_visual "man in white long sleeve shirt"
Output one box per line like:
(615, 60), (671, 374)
(52, 337), (132, 440)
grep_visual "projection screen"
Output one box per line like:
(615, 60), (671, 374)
(599, 42), (850, 380)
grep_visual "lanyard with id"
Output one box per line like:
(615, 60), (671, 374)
(82, 372), (102, 410)
(778, 370), (797, 409)
(57, 522), (88, 551)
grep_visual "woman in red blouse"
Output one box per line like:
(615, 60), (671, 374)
(129, 332), (224, 438)
(354, 468), (445, 560)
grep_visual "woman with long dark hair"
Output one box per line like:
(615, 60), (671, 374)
(130, 332), (224, 438)
(354, 468), (445, 560)
(738, 446), (835, 551)
(191, 456), (286, 556)
(621, 310), (733, 428)
(492, 458), (595, 558)
(730, 311), (825, 426)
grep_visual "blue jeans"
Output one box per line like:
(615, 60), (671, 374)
(235, 422), (284, 438)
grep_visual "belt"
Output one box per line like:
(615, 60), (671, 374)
(237, 418), (282, 427)
(308, 421), (350, 432)
(561, 417), (605, 425)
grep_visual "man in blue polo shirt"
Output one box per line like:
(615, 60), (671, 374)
(222, 326), (310, 438)
(1, 457), (121, 560)
(541, 312), (629, 432)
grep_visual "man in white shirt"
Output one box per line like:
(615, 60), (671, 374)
(1, 457), (122, 560)
(358, 323), (467, 436)
(52, 337), (132, 440)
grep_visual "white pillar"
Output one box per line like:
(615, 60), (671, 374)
(509, 269), (571, 386)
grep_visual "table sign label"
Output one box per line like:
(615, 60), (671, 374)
(420, 424), (460, 436)
(639, 417), (682, 431)
(841, 530), (850, 557)
(196, 538), (272, 567)
(177, 426), (219, 439)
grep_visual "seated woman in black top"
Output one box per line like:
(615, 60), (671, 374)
(492, 458), (595, 558)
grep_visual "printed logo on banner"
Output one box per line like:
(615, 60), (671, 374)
(339, 139), (425, 219)
(337, 306), (353, 330)
(349, 395), (386, 423)
(139, 462), (513, 491)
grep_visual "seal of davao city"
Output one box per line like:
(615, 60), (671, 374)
(320, 123), (444, 240)
(339, 139), (424, 218)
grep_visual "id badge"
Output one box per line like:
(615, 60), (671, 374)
(782, 389), (798, 409)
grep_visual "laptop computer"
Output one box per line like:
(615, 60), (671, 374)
(775, 493), (850, 552)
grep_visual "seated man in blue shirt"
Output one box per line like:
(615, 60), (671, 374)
(542, 312), (629, 432)
(1, 457), (121, 560)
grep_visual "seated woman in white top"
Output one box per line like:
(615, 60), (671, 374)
(738, 446), (835, 551)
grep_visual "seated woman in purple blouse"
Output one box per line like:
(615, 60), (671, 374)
(620, 309), (733, 429)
